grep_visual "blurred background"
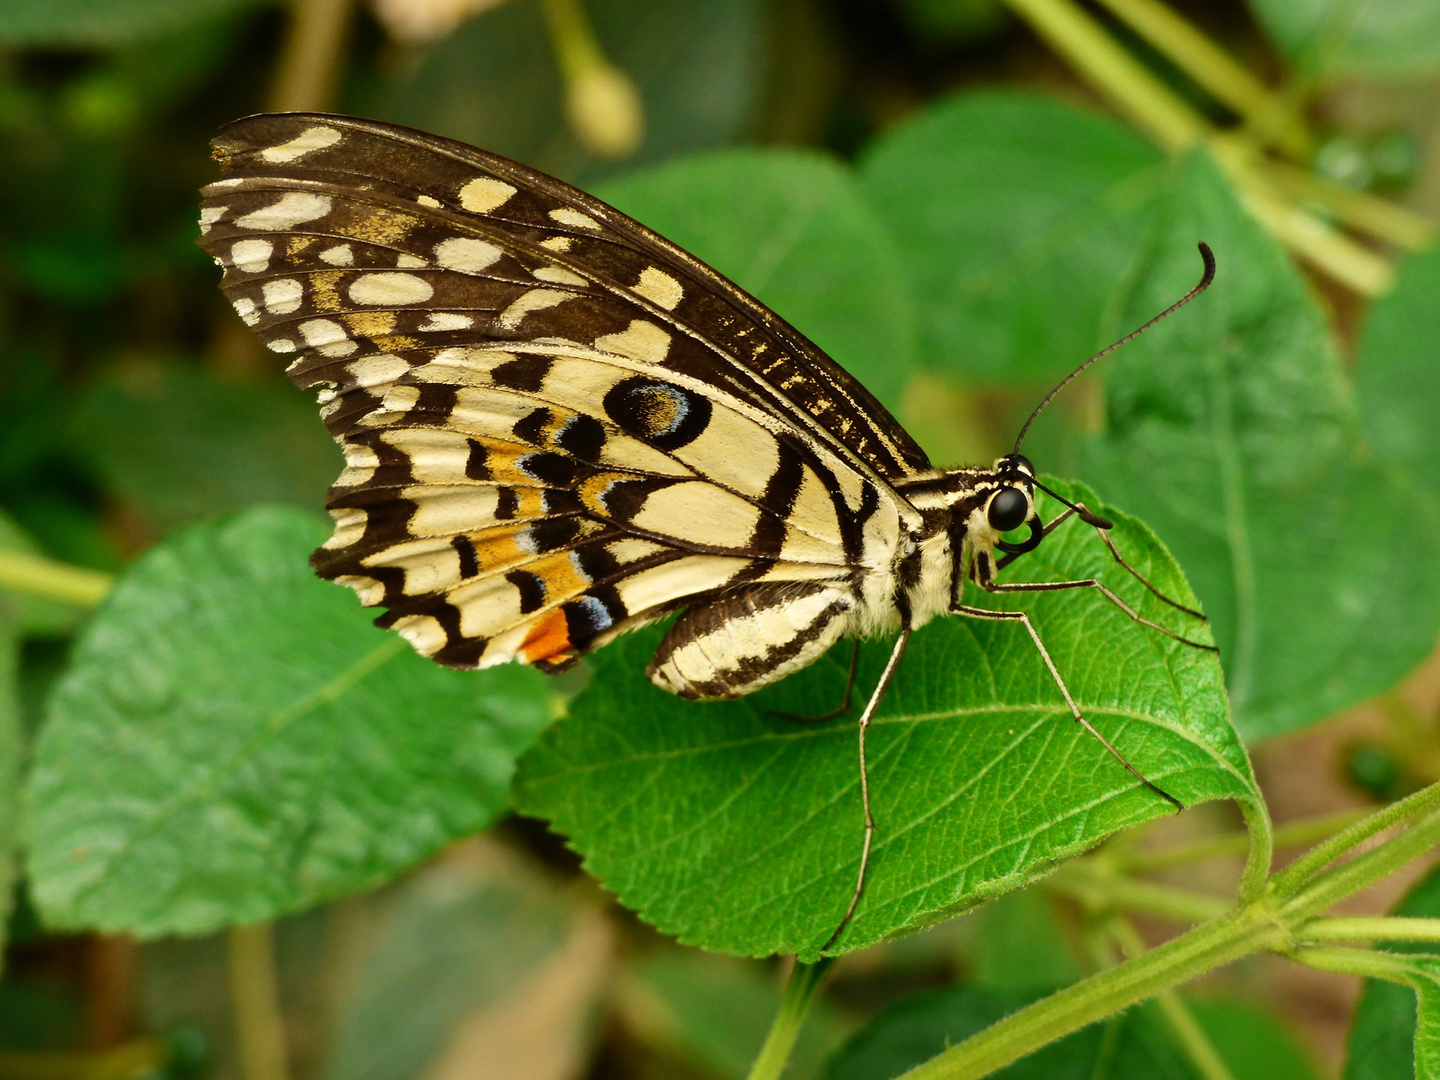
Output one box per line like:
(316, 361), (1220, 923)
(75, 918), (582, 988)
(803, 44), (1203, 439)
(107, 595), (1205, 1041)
(3, 0), (1440, 1078)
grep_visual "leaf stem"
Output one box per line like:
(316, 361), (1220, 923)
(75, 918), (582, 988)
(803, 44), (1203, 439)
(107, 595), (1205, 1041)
(1298, 917), (1440, 945)
(229, 924), (289, 1080)
(0, 551), (111, 607)
(747, 959), (832, 1080)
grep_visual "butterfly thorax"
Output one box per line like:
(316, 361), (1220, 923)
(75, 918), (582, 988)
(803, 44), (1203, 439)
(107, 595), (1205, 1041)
(886, 459), (1038, 633)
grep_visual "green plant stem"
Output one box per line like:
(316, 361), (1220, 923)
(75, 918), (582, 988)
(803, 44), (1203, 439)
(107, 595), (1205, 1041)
(747, 959), (832, 1080)
(1299, 917), (1440, 944)
(539, 0), (605, 79)
(1001, 0), (1203, 152)
(1289, 945), (1437, 983)
(999, 0), (1396, 295)
(895, 790), (1440, 1078)
(1234, 796), (1272, 904)
(1282, 809), (1440, 921)
(1108, 918), (1238, 1080)
(1049, 864), (1233, 924)
(267, 0), (355, 113)
(1090, 0), (1310, 158)
(229, 924), (288, 1080)
(1273, 779), (1440, 897)
(1264, 160), (1437, 251)
(1121, 808), (1366, 873)
(0, 551), (111, 607)
(897, 903), (1287, 1080)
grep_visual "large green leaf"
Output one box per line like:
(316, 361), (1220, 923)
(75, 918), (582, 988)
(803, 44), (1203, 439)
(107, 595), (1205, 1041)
(0, 0), (267, 46)
(516, 482), (1255, 959)
(25, 507), (551, 937)
(858, 92), (1166, 384)
(1247, 0), (1440, 81)
(1356, 246), (1440, 494)
(597, 149), (918, 412)
(1081, 152), (1440, 740)
(1344, 865), (1440, 1080)
(370, 0), (763, 186)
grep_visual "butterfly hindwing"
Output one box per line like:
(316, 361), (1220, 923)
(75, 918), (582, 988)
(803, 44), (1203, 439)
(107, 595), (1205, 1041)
(199, 113), (919, 675)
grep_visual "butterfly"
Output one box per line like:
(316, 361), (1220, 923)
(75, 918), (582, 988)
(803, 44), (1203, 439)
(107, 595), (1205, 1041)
(199, 113), (1215, 949)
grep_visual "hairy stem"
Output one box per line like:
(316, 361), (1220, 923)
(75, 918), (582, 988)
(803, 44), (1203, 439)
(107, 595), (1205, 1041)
(897, 904), (1287, 1080)
(1299, 917), (1440, 945)
(1108, 918), (1238, 1080)
(1273, 780), (1440, 898)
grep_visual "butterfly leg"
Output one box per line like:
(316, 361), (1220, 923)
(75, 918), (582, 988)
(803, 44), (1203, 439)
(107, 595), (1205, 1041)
(823, 628), (910, 954)
(951, 602), (1183, 812)
(769, 639), (860, 723)
(989, 508), (1215, 651)
(1075, 506), (1207, 622)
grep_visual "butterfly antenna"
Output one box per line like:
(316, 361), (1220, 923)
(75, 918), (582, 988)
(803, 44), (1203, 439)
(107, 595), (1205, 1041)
(1012, 242), (1215, 455)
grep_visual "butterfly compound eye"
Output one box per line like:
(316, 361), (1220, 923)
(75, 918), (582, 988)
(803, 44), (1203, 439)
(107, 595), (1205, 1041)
(987, 487), (1029, 532)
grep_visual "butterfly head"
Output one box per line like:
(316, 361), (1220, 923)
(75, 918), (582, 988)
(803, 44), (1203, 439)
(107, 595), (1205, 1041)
(985, 453), (1043, 556)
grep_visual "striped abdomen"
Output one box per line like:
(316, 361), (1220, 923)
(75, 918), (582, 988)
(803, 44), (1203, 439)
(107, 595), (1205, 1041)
(647, 583), (855, 700)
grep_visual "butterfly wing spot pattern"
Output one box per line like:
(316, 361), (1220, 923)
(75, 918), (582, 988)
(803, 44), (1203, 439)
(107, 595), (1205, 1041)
(201, 114), (1213, 952)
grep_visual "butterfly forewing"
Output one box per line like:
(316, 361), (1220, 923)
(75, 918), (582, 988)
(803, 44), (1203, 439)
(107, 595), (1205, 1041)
(199, 113), (919, 674)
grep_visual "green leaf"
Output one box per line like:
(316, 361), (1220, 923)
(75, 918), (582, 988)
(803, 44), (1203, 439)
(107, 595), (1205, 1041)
(370, 0), (763, 186)
(597, 149), (918, 411)
(1247, 0), (1440, 81)
(0, 0), (269, 46)
(821, 985), (1193, 1080)
(24, 507), (552, 937)
(1080, 152), (1440, 740)
(69, 364), (340, 533)
(1356, 245), (1440, 493)
(516, 482), (1254, 959)
(1344, 865), (1440, 1080)
(858, 91), (1165, 383)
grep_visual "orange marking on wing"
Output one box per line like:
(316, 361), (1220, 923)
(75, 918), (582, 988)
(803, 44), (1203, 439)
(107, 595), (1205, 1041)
(530, 551), (591, 598)
(521, 609), (572, 664)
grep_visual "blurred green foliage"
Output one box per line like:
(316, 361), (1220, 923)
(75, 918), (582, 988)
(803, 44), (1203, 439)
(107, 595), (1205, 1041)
(3, 1), (1440, 1079)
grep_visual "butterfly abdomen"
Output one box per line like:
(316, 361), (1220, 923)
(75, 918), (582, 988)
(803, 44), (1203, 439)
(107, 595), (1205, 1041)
(647, 583), (856, 700)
